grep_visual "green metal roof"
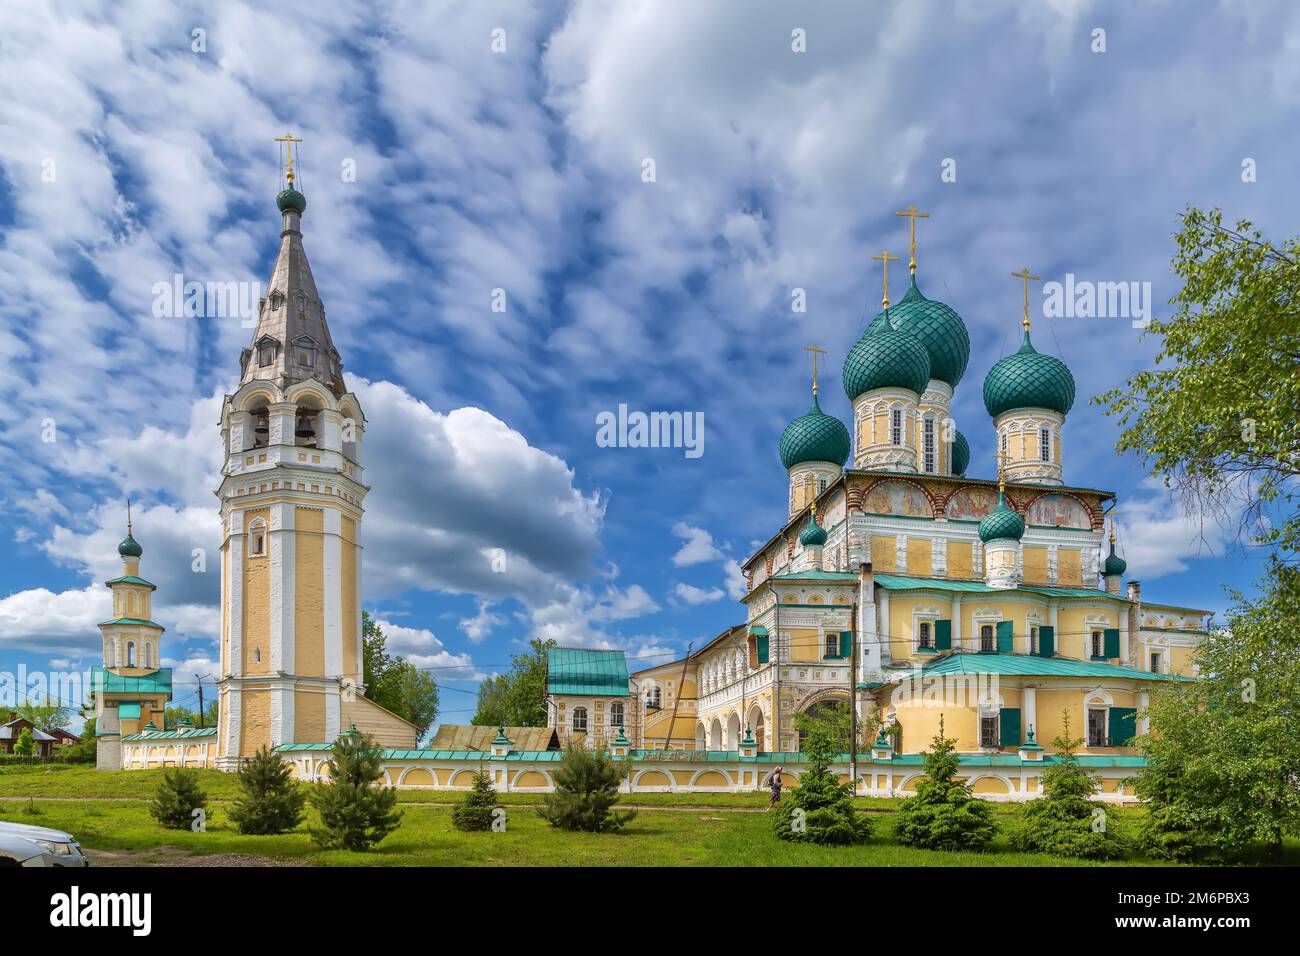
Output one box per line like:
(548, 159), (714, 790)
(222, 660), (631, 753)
(885, 276), (971, 387)
(779, 393), (850, 469)
(97, 617), (165, 629)
(873, 573), (1127, 601)
(116, 702), (141, 720)
(983, 329), (1076, 417)
(978, 490), (1025, 542)
(122, 727), (217, 741)
(546, 647), (630, 697)
(843, 325), (932, 399)
(89, 666), (173, 697)
(104, 575), (156, 589)
(771, 570), (858, 581)
(951, 430), (970, 476)
(798, 511), (828, 547)
(920, 652), (1189, 683)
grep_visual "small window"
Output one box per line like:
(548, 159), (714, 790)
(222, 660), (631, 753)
(1091, 630), (1104, 658)
(572, 707), (588, 734)
(817, 476), (828, 494)
(297, 347), (315, 368)
(923, 417), (936, 473)
(1001, 431), (1008, 464)
(979, 715), (999, 749)
(259, 346), (274, 367)
(1150, 652), (1162, 674)
(824, 633), (839, 658)
(1087, 708), (1108, 747)
(249, 521), (267, 557)
(126, 642), (136, 667)
(645, 687), (662, 709)
(918, 621), (933, 649)
(890, 408), (903, 446)
(610, 701), (624, 729)
(1029, 625), (1039, 655)
(1039, 427), (1051, 462)
(253, 647), (262, 664)
(980, 625), (995, 653)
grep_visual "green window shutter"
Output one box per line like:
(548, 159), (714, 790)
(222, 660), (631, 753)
(1110, 707), (1137, 746)
(840, 631), (853, 658)
(996, 620), (1013, 653)
(756, 635), (769, 664)
(1103, 628), (1121, 658)
(1038, 625), (1054, 657)
(934, 619), (952, 651)
(999, 707), (1021, 747)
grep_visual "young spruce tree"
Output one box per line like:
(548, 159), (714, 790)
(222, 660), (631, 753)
(149, 767), (208, 830)
(538, 743), (635, 832)
(772, 716), (871, 845)
(452, 767), (501, 831)
(893, 717), (997, 852)
(309, 727), (402, 851)
(228, 745), (306, 835)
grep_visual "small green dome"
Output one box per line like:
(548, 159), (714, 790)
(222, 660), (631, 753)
(842, 325), (931, 400)
(799, 512), (827, 547)
(983, 330), (1076, 418)
(118, 533), (143, 558)
(1103, 543), (1127, 577)
(779, 393), (850, 470)
(978, 491), (1025, 543)
(887, 277), (971, 387)
(951, 430), (970, 477)
(276, 187), (307, 215)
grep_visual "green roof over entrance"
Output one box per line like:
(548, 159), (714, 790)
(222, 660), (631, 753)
(546, 647), (630, 697)
(920, 652), (1189, 683)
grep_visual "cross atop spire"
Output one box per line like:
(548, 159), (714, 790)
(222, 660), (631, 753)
(1011, 266), (1040, 332)
(802, 343), (827, 396)
(274, 131), (303, 187)
(126, 497), (132, 535)
(871, 249), (900, 310)
(895, 205), (930, 275)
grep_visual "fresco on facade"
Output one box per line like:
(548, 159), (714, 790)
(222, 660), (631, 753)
(862, 480), (931, 517)
(944, 486), (998, 520)
(1025, 493), (1091, 529)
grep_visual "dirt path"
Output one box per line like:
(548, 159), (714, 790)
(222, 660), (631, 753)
(84, 846), (310, 867)
(0, 795), (774, 812)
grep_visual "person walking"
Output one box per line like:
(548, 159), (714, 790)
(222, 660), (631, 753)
(768, 766), (783, 808)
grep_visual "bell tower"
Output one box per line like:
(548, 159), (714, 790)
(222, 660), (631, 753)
(215, 135), (413, 767)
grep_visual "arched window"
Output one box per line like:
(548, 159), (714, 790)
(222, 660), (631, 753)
(890, 407), (903, 446)
(572, 707), (588, 734)
(248, 518), (267, 557)
(1039, 426), (1051, 462)
(126, 641), (137, 667)
(645, 686), (662, 709)
(824, 633), (839, 657)
(610, 701), (624, 729)
(923, 416), (936, 473)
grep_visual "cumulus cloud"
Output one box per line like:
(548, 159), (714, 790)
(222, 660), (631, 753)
(671, 522), (725, 567)
(458, 600), (505, 644)
(371, 618), (480, 679)
(674, 582), (725, 605)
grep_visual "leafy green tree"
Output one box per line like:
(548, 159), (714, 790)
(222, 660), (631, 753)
(67, 717), (96, 760)
(309, 727), (402, 851)
(361, 612), (439, 736)
(894, 717), (997, 852)
(15, 698), (71, 732)
(473, 638), (556, 727)
(451, 768), (501, 832)
(1096, 208), (1300, 561)
(1136, 563), (1300, 861)
(793, 699), (878, 755)
(228, 746), (306, 835)
(1011, 712), (1121, 860)
(538, 743), (635, 833)
(149, 768), (207, 830)
(13, 727), (35, 757)
(166, 701), (218, 729)
(773, 714), (871, 845)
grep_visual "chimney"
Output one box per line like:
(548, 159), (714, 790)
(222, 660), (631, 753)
(1126, 580), (1142, 668)
(1127, 581), (1141, 602)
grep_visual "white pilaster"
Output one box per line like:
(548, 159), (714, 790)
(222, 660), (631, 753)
(324, 510), (343, 682)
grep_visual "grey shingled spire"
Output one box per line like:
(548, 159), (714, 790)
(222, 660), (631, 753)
(240, 189), (346, 396)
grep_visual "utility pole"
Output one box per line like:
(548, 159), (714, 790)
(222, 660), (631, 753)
(849, 599), (859, 790)
(196, 674), (211, 728)
(663, 642), (693, 750)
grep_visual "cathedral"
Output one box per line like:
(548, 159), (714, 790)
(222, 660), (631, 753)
(94, 150), (1207, 800)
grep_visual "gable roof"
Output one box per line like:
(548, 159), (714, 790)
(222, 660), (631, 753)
(0, 719), (57, 742)
(428, 725), (560, 751)
(546, 647), (630, 697)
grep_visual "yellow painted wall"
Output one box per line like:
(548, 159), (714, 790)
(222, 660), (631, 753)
(871, 535), (897, 572)
(1058, 548), (1082, 586)
(514, 771), (548, 788)
(295, 507), (324, 677)
(906, 538), (932, 577)
(1023, 547), (1048, 584)
(341, 516), (358, 681)
(295, 690), (326, 743)
(947, 541), (973, 579)
(1057, 606), (1118, 661)
(788, 627), (821, 663)
(240, 689), (271, 756)
(241, 508), (270, 675)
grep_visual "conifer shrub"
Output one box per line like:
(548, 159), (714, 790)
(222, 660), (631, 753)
(228, 746), (307, 835)
(772, 718), (871, 845)
(538, 743), (635, 833)
(893, 718), (997, 851)
(308, 727), (402, 851)
(452, 768), (501, 831)
(149, 767), (208, 830)
(1011, 713), (1122, 860)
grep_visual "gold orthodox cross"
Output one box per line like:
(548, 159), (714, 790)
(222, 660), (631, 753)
(1011, 266), (1040, 332)
(895, 205), (930, 274)
(803, 343), (827, 395)
(871, 250), (900, 309)
(273, 131), (303, 184)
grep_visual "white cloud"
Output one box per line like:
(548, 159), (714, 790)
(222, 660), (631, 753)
(0, 586), (108, 655)
(372, 618), (480, 680)
(671, 522), (724, 567)
(674, 582), (724, 605)
(458, 600), (505, 644)
(1110, 483), (1241, 581)
(723, 559), (748, 601)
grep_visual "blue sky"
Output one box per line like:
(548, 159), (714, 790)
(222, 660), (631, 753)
(0, 0), (1292, 733)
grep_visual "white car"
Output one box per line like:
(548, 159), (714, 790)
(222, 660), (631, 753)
(0, 821), (89, 867)
(0, 833), (57, 867)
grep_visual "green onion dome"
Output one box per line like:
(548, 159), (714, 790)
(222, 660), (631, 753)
(118, 533), (143, 558)
(978, 490), (1025, 543)
(1103, 542), (1127, 577)
(950, 430), (970, 477)
(886, 276), (971, 387)
(842, 323), (932, 400)
(799, 512), (827, 548)
(276, 186), (307, 215)
(983, 329), (1076, 418)
(778, 393), (850, 470)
